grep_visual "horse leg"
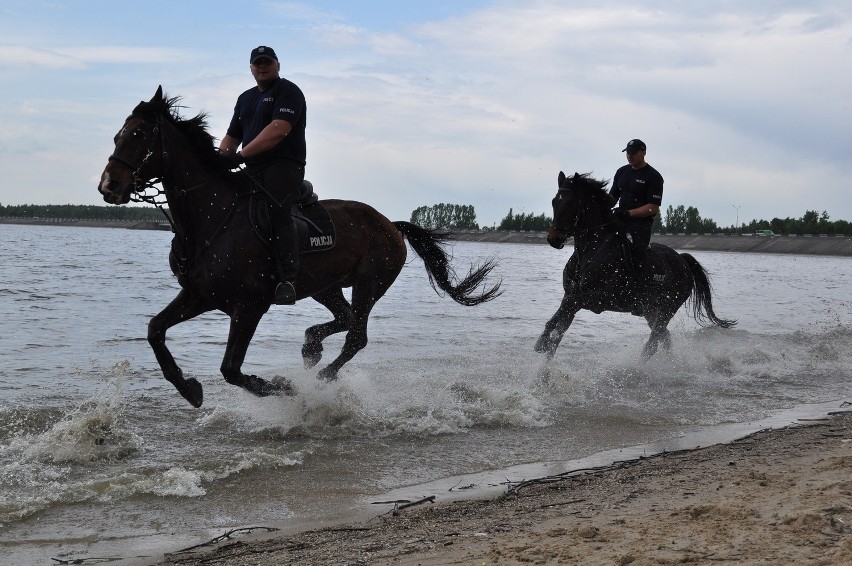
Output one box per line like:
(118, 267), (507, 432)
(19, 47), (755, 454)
(641, 312), (674, 361)
(316, 264), (398, 381)
(534, 295), (578, 360)
(316, 307), (372, 381)
(660, 328), (672, 351)
(148, 289), (211, 408)
(220, 304), (290, 397)
(302, 288), (353, 369)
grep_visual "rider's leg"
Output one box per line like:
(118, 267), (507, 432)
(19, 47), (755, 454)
(630, 225), (651, 279)
(269, 211), (299, 305)
(629, 225), (652, 315)
(260, 161), (304, 305)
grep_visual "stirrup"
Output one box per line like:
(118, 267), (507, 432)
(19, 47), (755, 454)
(274, 281), (297, 305)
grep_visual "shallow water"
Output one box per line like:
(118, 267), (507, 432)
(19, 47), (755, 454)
(1, 223), (850, 564)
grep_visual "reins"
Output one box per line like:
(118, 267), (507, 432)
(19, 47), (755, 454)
(111, 110), (242, 238)
(110, 108), (255, 274)
(550, 187), (613, 240)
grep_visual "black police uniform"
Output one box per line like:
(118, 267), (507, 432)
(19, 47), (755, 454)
(226, 76), (306, 303)
(609, 162), (664, 274)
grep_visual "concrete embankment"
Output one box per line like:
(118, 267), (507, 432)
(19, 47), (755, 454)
(0, 217), (170, 230)
(447, 230), (852, 257)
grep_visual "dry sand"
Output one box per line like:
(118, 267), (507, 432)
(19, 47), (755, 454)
(155, 410), (852, 565)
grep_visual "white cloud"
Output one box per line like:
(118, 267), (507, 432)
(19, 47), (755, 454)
(0, 45), (85, 69)
(1, 1), (850, 227)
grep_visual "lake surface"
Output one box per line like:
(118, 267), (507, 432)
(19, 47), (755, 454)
(1, 223), (850, 565)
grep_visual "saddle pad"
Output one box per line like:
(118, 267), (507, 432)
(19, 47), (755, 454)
(294, 201), (336, 254)
(647, 243), (670, 284)
(250, 197), (336, 254)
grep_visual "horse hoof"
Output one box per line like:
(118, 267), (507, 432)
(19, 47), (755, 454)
(534, 337), (550, 354)
(316, 367), (338, 382)
(302, 343), (323, 369)
(181, 378), (204, 408)
(271, 375), (297, 396)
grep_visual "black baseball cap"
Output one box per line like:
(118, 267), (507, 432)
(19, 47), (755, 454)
(250, 46), (278, 64)
(622, 139), (646, 153)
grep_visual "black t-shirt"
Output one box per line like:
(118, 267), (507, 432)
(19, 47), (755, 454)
(226, 77), (306, 166)
(609, 163), (664, 223)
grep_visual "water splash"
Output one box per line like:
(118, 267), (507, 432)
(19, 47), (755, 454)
(20, 361), (140, 464)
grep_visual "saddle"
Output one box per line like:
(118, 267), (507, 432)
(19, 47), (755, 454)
(620, 236), (668, 285)
(250, 180), (336, 254)
(167, 180), (335, 284)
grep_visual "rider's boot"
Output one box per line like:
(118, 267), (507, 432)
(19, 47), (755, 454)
(272, 220), (299, 305)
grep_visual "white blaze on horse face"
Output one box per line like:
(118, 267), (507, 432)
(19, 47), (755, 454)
(98, 166), (130, 203)
(99, 168), (119, 196)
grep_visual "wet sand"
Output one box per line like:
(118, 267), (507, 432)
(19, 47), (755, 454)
(152, 409), (852, 565)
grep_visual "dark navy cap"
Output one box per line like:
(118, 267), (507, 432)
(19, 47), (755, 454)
(622, 139), (646, 153)
(250, 46), (278, 64)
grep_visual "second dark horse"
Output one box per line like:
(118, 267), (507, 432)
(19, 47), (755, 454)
(535, 171), (735, 366)
(98, 87), (501, 408)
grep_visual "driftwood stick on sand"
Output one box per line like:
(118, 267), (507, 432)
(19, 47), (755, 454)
(392, 495), (436, 515)
(170, 526), (280, 554)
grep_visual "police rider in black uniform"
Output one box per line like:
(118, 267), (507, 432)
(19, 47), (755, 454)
(609, 138), (664, 282)
(219, 46), (306, 305)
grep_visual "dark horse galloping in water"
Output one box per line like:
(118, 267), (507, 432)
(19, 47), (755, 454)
(98, 87), (501, 408)
(535, 171), (735, 366)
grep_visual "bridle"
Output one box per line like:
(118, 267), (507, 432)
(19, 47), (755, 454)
(106, 107), (250, 262)
(108, 113), (167, 205)
(549, 187), (577, 240)
(107, 111), (221, 214)
(550, 187), (614, 241)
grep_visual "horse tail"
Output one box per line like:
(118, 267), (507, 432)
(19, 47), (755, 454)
(393, 221), (502, 306)
(682, 253), (737, 328)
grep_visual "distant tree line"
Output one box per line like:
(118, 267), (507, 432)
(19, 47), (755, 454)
(497, 208), (552, 231)
(661, 205), (717, 234)
(493, 205), (850, 236)
(661, 205), (851, 236)
(410, 203), (479, 230)
(739, 210), (850, 236)
(0, 203), (164, 221)
(6, 202), (850, 236)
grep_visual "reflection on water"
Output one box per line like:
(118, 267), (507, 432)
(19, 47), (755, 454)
(0, 223), (850, 564)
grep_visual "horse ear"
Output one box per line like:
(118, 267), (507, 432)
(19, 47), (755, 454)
(558, 171), (566, 187)
(152, 85), (163, 102)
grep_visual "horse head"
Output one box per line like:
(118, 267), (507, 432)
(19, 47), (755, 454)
(99, 86), (172, 204)
(547, 171), (580, 248)
(99, 86), (235, 207)
(547, 171), (613, 248)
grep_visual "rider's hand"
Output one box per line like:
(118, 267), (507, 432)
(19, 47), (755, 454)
(223, 150), (244, 169)
(612, 208), (631, 223)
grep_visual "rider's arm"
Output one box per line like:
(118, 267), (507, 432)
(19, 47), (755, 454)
(626, 203), (660, 218)
(239, 119), (292, 159)
(627, 170), (662, 218)
(218, 134), (241, 156)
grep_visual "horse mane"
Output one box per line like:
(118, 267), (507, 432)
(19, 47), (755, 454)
(132, 94), (234, 174)
(571, 172), (614, 210)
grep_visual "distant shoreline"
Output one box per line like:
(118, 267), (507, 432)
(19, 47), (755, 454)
(0, 217), (171, 231)
(2, 217), (851, 256)
(449, 229), (852, 256)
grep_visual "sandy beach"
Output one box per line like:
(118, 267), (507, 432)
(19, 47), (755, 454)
(151, 408), (852, 565)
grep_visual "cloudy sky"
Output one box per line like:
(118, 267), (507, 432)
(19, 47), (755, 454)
(1, 0), (850, 228)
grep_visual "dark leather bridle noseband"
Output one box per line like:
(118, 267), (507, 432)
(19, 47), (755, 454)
(107, 113), (167, 202)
